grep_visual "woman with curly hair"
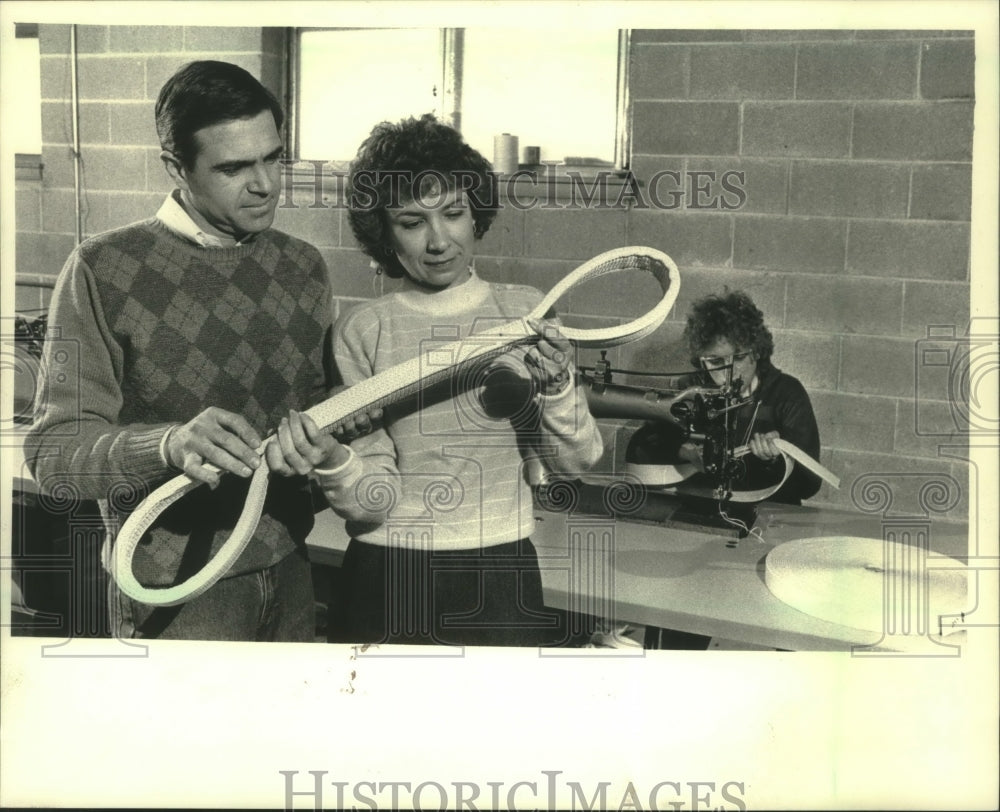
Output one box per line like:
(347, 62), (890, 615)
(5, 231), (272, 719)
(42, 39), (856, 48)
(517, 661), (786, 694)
(632, 290), (822, 650)
(674, 289), (821, 505)
(269, 114), (604, 646)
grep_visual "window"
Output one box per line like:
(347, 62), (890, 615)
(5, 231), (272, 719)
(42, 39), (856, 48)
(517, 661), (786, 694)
(294, 28), (627, 170)
(459, 28), (621, 168)
(296, 28), (441, 162)
(11, 23), (43, 157)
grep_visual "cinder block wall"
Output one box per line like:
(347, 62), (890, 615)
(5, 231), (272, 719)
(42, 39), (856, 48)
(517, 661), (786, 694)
(14, 25), (285, 311)
(595, 29), (974, 521)
(14, 27), (975, 521)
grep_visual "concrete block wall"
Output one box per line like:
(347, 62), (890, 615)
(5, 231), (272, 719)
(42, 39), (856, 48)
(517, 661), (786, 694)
(638, 30), (970, 521)
(14, 25), (285, 311)
(13, 27), (976, 521)
(477, 29), (975, 521)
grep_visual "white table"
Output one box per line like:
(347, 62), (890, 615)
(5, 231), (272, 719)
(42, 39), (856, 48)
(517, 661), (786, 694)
(8, 420), (968, 652)
(306, 492), (969, 652)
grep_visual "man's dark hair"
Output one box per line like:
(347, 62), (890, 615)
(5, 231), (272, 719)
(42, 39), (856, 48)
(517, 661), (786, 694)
(155, 60), (284, 168)
(683, 289), (775, 367)
(347, 114), (499, 279)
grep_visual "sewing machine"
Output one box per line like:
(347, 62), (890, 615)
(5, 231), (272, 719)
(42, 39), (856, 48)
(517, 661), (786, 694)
(537, 352), (760, 537)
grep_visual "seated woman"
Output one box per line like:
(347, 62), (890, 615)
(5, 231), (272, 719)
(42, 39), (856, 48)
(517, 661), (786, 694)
(636, 290), (822, 649)
(270, 114), (604, 647)
(630, 289), (822, 506)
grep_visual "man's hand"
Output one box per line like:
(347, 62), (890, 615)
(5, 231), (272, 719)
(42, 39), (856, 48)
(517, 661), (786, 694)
(267, 410), (352, 477)
(166, 407), (263, 487)
(748, 430), (782, 462)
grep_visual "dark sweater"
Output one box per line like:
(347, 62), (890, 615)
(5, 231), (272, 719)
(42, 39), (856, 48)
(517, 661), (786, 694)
(629, 361), (822, 505)
(695, 361), (821, 504)
(25, 219), (334, 586)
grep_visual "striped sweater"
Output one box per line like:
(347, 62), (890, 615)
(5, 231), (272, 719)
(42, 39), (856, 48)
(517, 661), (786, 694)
(315, 272), (605, 550)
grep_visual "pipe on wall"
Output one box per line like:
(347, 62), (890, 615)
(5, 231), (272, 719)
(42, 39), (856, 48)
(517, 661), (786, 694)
(441, 28), (463, 132)
(70, 24), (83, 245)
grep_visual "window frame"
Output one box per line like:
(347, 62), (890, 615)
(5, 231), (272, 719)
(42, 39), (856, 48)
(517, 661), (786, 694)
(13, 22), (43, 174)
(288, 27), (632, 172)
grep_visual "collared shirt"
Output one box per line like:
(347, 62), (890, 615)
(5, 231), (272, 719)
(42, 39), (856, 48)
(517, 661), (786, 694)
(155, 190), (248, 248)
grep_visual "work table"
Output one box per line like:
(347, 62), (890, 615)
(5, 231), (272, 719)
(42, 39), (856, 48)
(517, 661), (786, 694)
(306, 486), (970, 653)
(7, 423), (969, 652)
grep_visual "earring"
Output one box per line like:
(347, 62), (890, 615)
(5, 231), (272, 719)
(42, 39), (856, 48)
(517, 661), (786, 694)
(370, 260), (384, 297)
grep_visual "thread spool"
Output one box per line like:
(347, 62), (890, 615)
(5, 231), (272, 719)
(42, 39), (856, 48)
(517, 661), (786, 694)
(493, 133), (519, 175)
(522, 145), (541, 166)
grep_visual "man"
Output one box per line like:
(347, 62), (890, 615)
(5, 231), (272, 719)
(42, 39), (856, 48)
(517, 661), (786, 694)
(26, 61), (335, 641)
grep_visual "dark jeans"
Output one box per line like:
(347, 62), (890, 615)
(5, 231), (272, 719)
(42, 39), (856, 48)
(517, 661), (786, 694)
(109, 547), (315, 642)
(328, 537), (568, 647)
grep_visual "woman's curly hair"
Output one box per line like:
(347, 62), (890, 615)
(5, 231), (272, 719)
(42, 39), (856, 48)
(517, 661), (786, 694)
(346, 114), (499, 278)
(683, 290), (774, 367)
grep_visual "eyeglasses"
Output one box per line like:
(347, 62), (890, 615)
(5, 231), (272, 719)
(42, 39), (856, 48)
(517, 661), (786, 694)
(699, 350), (753, 371)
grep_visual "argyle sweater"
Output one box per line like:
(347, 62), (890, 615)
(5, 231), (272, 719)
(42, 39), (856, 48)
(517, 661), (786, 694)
(25, 219), (334, 587)
(314, 273), (605, 549)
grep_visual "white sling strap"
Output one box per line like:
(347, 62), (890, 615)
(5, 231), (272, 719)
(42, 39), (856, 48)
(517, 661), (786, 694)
(112, 246), (681, 606)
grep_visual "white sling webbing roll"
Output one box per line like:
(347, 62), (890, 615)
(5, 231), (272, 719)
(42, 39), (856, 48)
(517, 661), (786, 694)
(765, 536), (967, 634)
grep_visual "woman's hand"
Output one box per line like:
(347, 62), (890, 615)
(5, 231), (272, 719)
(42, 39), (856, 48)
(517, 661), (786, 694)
(524, 318), (574, 396)
(748, 430), (782, 462)
(330, 409), (382, 443)
(266, 410), (352, 477)
(677, 441), (706, 473)
(324, 384), (383, 443)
